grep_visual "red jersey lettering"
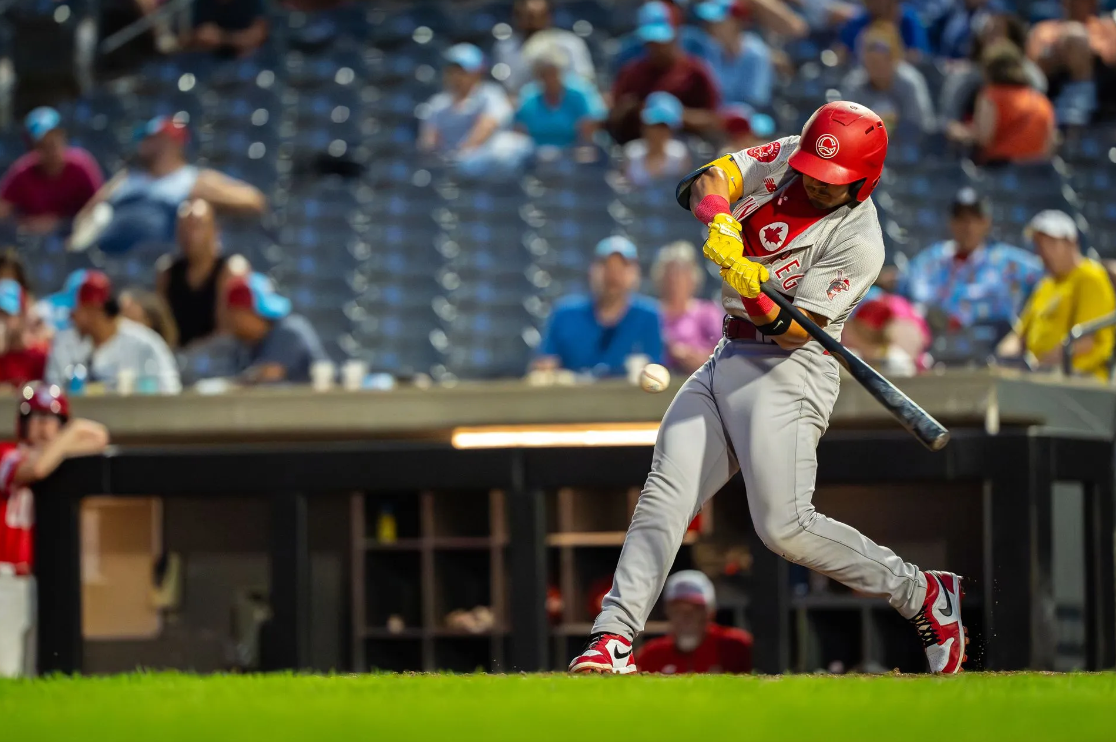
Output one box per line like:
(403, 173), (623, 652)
(0, 446), (33, 575)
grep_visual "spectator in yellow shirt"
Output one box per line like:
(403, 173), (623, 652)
(997, 210), (1116, 380)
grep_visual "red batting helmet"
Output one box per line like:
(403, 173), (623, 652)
(787, 101), (888, 202)
(17, 382), (69, 440)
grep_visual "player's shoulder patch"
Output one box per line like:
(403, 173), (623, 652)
(826, 269), (852, 301)
(744, 140), (781, 164)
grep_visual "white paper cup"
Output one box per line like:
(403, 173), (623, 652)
(310, 361), (336, 392)
(116, 368), (136, 396)
(342, 360), (368, 391)
(624, 353), (651, 385)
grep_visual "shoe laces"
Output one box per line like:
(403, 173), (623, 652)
(909, 605), (940, 648)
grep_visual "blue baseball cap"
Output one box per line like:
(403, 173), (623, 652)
(0, 279), (22, 316)
(595, 236), (639, 261)
(25, 107), (61, 143)
(444, 43), (485, 73)
(638, 20), (676, 43)
(695, 1), (731, 22)
(638, 1), (673, 25)
(39, 269), (97, 331)
(226, 272), (291, 321)
(641, 91), (683, 128)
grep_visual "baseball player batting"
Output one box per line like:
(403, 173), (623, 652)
(570, 101), (966, 675)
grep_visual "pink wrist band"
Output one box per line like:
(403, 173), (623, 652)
(694, 194), (731, 225)
(741, 293), (774, 317)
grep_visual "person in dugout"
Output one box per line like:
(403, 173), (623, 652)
(0, 383), (108, 678)
(636, 570), (753, 674)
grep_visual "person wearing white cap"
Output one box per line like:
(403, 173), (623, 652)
(995, 210), (1116, 379)
(635, 570), (753, 674)
(493, 0), (596, 95)
(532, 236), (664, 376)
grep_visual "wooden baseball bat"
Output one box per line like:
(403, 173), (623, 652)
(761, 285), (951, 452)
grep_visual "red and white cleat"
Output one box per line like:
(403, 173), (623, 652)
(568, 633), (637, 674)
(911, 571), (966, 674)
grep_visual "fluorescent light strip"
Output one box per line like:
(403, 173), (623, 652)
(451, 424), (659, 449)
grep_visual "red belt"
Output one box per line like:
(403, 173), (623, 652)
(722, 315), (778, 344)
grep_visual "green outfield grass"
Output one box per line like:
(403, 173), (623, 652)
(2, 672), (1114, 741)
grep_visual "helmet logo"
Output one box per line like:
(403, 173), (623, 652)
(816, 134), (840, 159)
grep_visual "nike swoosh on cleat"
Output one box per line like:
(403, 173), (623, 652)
(613, 647), (632, 659)
(939, 576), (954, 618)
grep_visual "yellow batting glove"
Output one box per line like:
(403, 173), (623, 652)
(719, 260), (769, 299)
(703, 212), (745, 269)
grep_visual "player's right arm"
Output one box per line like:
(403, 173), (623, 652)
(676, 154), (771, 300)
(12, 419), (109, 486)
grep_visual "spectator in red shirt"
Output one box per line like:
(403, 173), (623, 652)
(0, 281), (46, 386)
(0, 107), (104, 234)
(636, 570), (754, 674)
(608, 14), (722, 144)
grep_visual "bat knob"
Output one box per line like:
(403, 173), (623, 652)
(929, 430), (951, 451)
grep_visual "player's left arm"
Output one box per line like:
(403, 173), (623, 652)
(12, 419), (109, 486)
(739, 301), (829, 351)
(776, 228), (886, 351)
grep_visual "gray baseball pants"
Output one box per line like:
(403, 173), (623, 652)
(593, 339), (928, 639)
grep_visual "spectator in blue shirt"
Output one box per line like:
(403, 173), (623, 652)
(930, 0), (1007, 59)
(514, 47), (607, 148)
(224, 272), (328, 384)
(419, 44), (532, 179)
(533, 236), (664, 376)
(685, 1), (774, 108)
(839, 0), (930, 58)
(896, 188), (1044, 333)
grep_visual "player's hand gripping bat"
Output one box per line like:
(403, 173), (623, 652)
(761, 284), (951, 451)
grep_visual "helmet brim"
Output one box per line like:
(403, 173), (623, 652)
(787, 147), (862, 186)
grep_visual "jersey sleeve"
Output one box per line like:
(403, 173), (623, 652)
(727, 136), (798, 201)
(634, 637), (671, 673)
(0, 447), (24, 498)
(792, 217), (886, 322)
(1071, 265), (1116, 375)
(718, 628), (754, 674)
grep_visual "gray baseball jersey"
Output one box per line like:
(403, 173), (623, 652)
(719, 135), (886, 340)
(589, 138), (928, 649)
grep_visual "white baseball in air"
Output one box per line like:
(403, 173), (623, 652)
(639, 363), (671, 393)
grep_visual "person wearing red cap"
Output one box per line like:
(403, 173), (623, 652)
(573, 102), (968, 677)
(843, 286), (930, 375)
(70, 115), (265, 255)
(224, 272), (328, 384)
(0, 383), (108, 677)
(44, 271), (181, 393)
(636, 570), (753, 674)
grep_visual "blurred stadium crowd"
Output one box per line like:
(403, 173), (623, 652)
(0, 0), (1112, 390)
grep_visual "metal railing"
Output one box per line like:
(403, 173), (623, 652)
(1061, 310), (1116, 380)
(99, 0), (194, 55)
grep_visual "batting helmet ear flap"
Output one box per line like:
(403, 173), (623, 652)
(847, 178), (868, 204)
